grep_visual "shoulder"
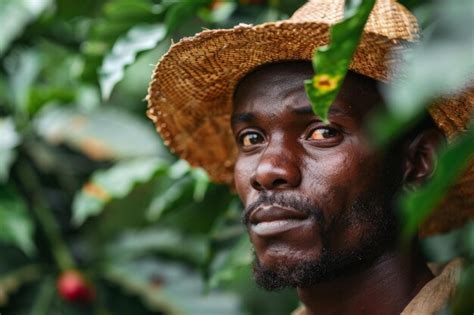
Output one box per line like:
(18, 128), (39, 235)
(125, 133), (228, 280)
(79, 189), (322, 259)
(401, 258), (464, 315)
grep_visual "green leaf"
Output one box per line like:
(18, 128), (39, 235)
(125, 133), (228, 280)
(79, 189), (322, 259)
(0, 264), (42, 307)
(421, 222), (474, 263)
(0, 0), (52, 56)
(209, 235), (253, 288)
(152, 160), (210, 203)
(209, 198), (245, 242)
(75, 181), (159, 248)
(198, 2), (237, 24)
(0, 188), (35, 256)
(399, 124), (474, 241)
(0, 245), (32, 276)
(104, 258), (241, 315)
(81, 0), (163, 82)
(304, 0), (376, 122)
(114, 40), (171, 100)
(145, 161), (233, 234)
(155, 183), (233, 235)
(29, 276), (56, 315)
(168, 159), (192, 179)
(0, 118), (21, 183)
(4, 41), (89, 117)
(97, 0), (214, 98)
(397, 0), (431, 11)
(72, 158), (169, 226)
(146, 177), (195, 222)
(0, 75), (9, 109)
(34, 105), (169, 161)
(4, 49), (41, 115)
(366, 107), (426, 147)
(164, 0), (212, 34)
(26, 87), (75, 117)
(99, 24), (166, 99)
(191, 168), (210, 202)
(21, 41), (86, 115)
(105, 228), (209, 265)
(103, 0), (161, 22)
(146, 159), (195, 222)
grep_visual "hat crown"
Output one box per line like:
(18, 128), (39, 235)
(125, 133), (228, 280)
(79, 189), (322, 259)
(290, 0), (419, 41)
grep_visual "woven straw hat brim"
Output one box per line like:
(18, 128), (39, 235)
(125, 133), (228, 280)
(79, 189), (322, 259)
(147, 22), (414, 182)
(147, 0), (474, 236)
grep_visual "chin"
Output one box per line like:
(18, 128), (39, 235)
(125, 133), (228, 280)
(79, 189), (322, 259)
(251, 229), (393, 291)
(248, 221), (325, 273)
(252, 251), (326, 291)
(256, 244), (321, 272)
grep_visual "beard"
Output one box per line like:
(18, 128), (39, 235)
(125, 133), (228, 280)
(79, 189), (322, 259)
(246, 179), (400, 291)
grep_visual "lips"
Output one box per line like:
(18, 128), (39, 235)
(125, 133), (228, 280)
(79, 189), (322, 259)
(249, 205), (309, 236)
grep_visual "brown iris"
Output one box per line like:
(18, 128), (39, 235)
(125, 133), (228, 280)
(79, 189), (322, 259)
(308, 127), (338, 140)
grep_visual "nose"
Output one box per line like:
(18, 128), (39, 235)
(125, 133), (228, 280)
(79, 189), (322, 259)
(250, 147), (301, 191)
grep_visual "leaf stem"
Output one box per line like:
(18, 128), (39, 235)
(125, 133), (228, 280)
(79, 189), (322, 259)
(14, 156), (75, 271)
(30, 276), (56, 315)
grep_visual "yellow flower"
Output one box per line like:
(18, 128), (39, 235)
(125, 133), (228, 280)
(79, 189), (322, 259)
(312, 74), (341, 93)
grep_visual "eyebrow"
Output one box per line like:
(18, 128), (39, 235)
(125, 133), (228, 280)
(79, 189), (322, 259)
(231, 112), (256, 127)
(231, 105), (350, 127)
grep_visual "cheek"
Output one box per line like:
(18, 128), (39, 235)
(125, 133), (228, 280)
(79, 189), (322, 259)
(233, 156), (254, 205)
(302, 150), (355, 200)
(306, 144), (380, 197)
(305, 145), (385, 246)
(301, 144), (382, 225)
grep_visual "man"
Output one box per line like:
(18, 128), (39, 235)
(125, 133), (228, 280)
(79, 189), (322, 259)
(147, 0), (473, 314)
(232, 61), (449, 315)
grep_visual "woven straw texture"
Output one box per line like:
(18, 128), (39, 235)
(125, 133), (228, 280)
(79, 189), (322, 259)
(147, 0), (473, 236)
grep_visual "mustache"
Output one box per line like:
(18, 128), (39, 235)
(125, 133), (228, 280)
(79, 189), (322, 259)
(241, 192), (324, 225)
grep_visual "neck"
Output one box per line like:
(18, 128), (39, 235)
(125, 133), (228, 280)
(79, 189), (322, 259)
(297, 248), (434, 315)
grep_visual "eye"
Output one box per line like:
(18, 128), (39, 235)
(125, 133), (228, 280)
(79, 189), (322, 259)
(239, 132), (264, 147)
(307, 127), (340, 141)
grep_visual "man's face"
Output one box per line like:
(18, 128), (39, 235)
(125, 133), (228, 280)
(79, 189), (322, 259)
(231, 62), (401, 290)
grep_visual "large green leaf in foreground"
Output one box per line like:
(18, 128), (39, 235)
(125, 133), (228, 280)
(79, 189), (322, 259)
(304, 0), (376, 122)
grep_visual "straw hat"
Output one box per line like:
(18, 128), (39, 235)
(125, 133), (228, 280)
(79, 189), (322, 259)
(147, 0), (473, 236)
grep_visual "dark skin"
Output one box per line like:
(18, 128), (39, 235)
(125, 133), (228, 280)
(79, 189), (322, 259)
(231, 62), (442, 315)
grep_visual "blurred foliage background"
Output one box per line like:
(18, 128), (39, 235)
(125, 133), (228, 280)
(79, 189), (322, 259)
(0, 0), (472, 314)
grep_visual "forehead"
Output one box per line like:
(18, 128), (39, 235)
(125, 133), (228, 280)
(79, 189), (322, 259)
(233, 62), (384, 121)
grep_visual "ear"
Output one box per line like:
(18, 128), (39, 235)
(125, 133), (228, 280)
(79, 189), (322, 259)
(402, 129), (446, 187)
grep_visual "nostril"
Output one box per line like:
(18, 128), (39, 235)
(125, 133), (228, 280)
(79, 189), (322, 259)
(272, 179), (288, 187)
(251, 179), (263, 190)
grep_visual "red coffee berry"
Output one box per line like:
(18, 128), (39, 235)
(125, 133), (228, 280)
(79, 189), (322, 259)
(57, 270), (96, 303)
